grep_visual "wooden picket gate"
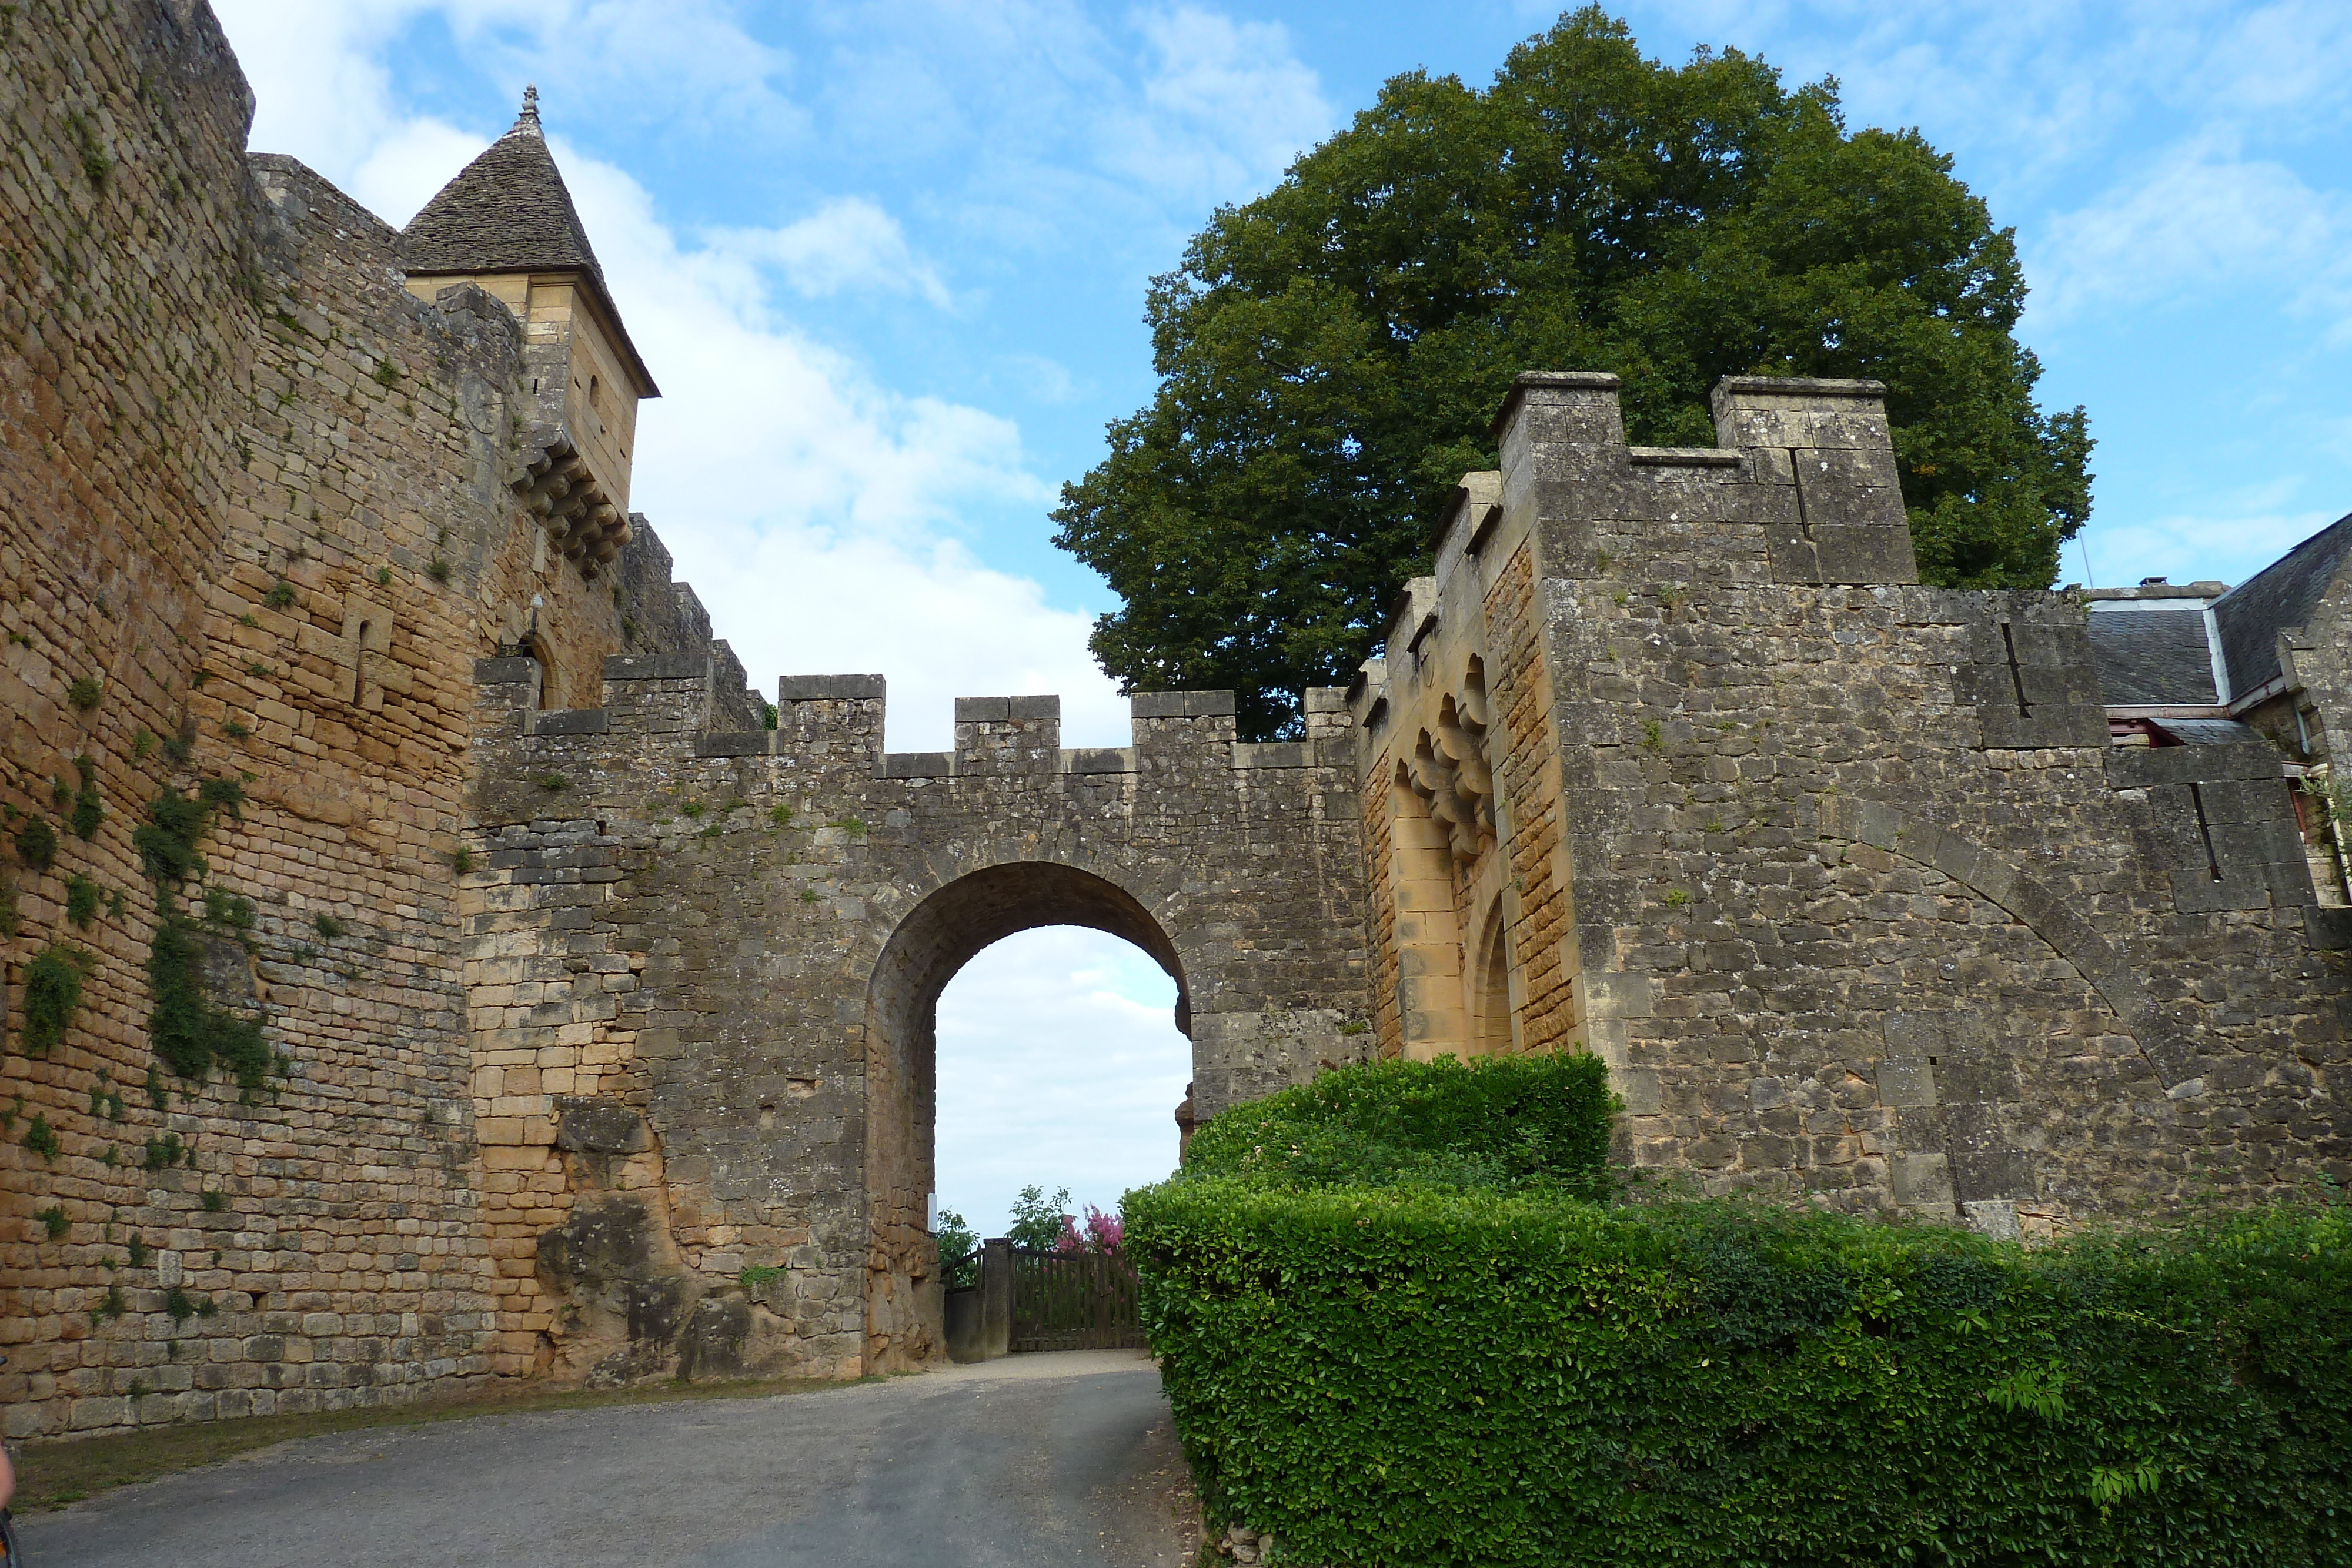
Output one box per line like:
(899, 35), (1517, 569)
(1008, 1246), (1145, 1352)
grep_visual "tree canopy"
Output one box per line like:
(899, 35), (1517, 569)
(1053, 6), (2093, 738)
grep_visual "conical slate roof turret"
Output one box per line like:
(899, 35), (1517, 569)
(400, 86), (656, 397)
(403, 86), (606, 282)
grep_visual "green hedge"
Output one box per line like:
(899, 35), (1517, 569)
(1131, 1069), (2352, 1566)
(1182, 1050), (1617, 1198)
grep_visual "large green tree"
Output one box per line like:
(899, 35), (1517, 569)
(1054, 8), (2092, 738)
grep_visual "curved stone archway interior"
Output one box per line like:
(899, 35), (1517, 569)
(861, 862), (1190, 1368)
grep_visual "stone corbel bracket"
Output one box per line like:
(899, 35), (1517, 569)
(512, 426), (630, 576)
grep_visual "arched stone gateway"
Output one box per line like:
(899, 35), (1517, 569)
(863, 862), (1191, 1366)
(467, 672), (1374, 1379)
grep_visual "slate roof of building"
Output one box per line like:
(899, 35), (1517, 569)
(2150, 717), (2262, 747)
(399, 88), (657, 396)
(2212, 511), (2352, 696)
(403, 89), (603, 282)
(2086, 609), (2220, 705)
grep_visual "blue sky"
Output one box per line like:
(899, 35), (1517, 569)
(213, 0), (2352, 1233)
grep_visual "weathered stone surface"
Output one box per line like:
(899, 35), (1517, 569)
(3, 0), (2344, 1450)
(1351, 371), (2350, 1234)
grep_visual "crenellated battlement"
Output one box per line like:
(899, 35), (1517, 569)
(474, 655), (1357, 794)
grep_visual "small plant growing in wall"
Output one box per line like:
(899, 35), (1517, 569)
(164, 1286), (200, 1323)
(66, 874), (101, 928)
(68, 675), (102, 710)
(14, 816), (57, 871)
(372, 360), (400, 389)
(263, 579), (296, 610)
(201, 1188), (228, 1212)
(89, 1285), (125, 1325)
(126, 1236), (150, 1269)
(737, 1264), (784, 1290)
(532, 773), (569, 793)
(22, 944), (89, 1052)
(202, 885), (256, 935)
(143, 1133), (187, 1171)
(314, 912), (346, 940)
(21, 1114), (62, 1163)
(1662, 888), (1690, 909)
(374, 566), (392, 588)
(427, 557), (452, 584)
(35, 1204), (68, 1241)
(70, 754), (102, 838)
(450, 845), (473, 874)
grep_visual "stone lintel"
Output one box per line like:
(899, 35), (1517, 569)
(604, 653), (707, 681)
(532, 708), (609, 736)
(780, 674), (885, 703)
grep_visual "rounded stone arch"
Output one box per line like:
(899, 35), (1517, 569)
(1471, 895), (1516, 1055)
(1815, 794), (2188, 1088)
(859, 859), (1191, 1370)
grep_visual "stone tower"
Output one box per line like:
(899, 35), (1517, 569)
(401, 86), (658, 579)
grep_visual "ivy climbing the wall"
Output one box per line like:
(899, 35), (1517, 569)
(21, 944), (89, 1053)
(136, 778), (283, 1102)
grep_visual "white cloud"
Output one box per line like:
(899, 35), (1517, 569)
(707, 198), (951, 307)
(2029, 133), (2352, 323)
(1111, 6), (1332, 198)
(935, 926), (1190, 1238)
(348, 117), (488, 226)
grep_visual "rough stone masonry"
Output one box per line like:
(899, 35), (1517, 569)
(0, 2), (2345, 1442)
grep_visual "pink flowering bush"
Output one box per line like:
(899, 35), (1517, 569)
(1055, 1204), (1124, 1255)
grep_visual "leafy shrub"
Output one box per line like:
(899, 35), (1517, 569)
(13, 817), (57, 871)
(1184, 1050), (1618, 1198)
(134, 778), (242, 884)
(65, 874), (100, 928)
(935, 1209), (981, 1289)
(35, 1203), (67, 1241)
(148, 918), (275, 1097)
(1007, 1183), (1073, 1252)
(1128, 1182), (2352, 1568)
(67, 674), (101, 710)
(21, 943), (89, 1052)
(69, 754), (102, 838)
(20, 1113), (61, 1162)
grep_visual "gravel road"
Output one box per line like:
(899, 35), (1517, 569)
(18, 1349), (1199, 1567)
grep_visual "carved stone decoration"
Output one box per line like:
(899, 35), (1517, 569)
(512, 426), (632, 577)
(1404, 668), (1498, 864)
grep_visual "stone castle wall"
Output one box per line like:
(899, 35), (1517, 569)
(0, 0), (736, 1440)
(1354, 372), (2350, 1229)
